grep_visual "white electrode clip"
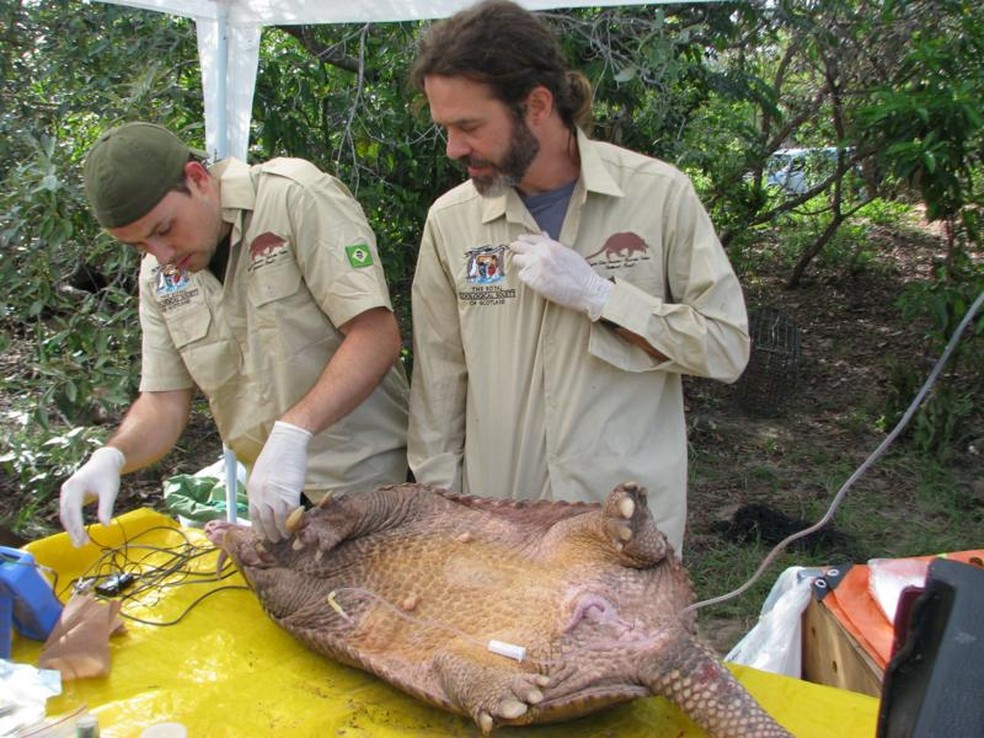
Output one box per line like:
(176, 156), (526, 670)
(487, 639), (526, 662)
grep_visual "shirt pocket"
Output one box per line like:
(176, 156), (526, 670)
(167, 308), (240, 394)
(247, 257), (303, 311)
(246, 255), (333, 361)
(167, 305), (210, 348)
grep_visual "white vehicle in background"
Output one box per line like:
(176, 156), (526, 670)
(765, 147), (853, 194)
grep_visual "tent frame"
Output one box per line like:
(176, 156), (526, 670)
(98, 0), (720, 160)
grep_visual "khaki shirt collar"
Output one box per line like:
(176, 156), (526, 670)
(576, 127), (624, 198)
(479, 127), (624, 226)
(210, 158), (254, 244)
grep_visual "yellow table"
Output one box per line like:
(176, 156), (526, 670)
(11, 510), (879, 737)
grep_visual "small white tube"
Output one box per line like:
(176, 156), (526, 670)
(487, 639), (526, 662)
(223, 445), (238, 524)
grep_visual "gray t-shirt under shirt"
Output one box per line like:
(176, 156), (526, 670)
(520, 179), (577, 240)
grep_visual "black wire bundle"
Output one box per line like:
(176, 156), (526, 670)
(67, 524), (249, 626)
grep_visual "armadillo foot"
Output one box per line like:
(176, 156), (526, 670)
(601, 482), (669, 566)
(245, 540), (277, 567)
(204, 520), (278, 568)
(434, 650), (549, 733)
(289, 516), (344, 561)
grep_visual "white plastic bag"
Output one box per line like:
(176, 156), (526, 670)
(724, 566), (824, 678)
(867, 557), (929, 625)
(0, 658), (62, 736)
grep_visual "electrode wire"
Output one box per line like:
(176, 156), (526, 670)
(64, 524), (247, 626)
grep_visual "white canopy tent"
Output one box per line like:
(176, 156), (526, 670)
(97, 0), (719, 161)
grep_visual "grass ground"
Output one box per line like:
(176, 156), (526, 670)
(685, 213), (983, 652)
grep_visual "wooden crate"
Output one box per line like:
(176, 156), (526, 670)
(801, 597), (884, 697)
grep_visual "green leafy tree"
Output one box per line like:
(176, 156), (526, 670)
(0, 1), (202, 522)
(1, 2), (203, 425)
(849, 0), (984, 460)
(855, 0), (983, 253)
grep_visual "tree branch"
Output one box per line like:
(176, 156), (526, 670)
(277, 25), (378, 80)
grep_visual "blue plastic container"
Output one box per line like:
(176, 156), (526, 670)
(0, 590), (11, 659)
(0, 545), (64, 658)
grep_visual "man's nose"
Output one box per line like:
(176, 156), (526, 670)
(144, 238), (175, 264)
(446, 130), (469, 161)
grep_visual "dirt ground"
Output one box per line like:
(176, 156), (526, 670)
(682, 219), (983, 652)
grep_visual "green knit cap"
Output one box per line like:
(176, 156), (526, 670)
(83, 122), (195, 228)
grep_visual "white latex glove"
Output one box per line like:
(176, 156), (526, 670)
(247, 420), (312, 543)
(59, 446), (126, 547)
(509, 232), (614, 320)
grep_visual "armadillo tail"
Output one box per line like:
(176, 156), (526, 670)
(641, 637), (793, 738)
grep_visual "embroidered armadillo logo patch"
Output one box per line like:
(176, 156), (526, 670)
(585, 231), (651, 267)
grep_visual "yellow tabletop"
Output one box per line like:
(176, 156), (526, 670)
(10, 509), (879, 737)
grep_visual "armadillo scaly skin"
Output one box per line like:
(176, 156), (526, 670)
(206, 482), (792, 737)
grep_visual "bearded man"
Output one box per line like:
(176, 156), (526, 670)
(406, 0), (750, 555)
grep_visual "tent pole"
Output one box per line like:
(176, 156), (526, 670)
(214, 6), (229, 159)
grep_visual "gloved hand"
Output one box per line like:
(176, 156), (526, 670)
(247, 420), (312, 543)
(509, 232), (613, 320)
(59, 446), (126, 547)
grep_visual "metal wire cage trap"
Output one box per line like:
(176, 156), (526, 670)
(733, 306), (802, 417)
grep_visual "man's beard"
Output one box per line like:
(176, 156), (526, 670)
(468, 117), (540, 198)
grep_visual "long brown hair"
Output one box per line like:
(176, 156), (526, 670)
(409, 0), (593, 134)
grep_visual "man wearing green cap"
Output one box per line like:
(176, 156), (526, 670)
(59, 122), (409, 545)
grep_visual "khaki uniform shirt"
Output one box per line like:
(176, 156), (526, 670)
(138, 158), (409, 498)
(408, 130), (749, 552)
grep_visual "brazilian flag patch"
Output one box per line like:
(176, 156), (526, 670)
(345, 243), (374, 268)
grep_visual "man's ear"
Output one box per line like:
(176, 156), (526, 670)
(524, 85), (555, 125)
(184, 160), (211, 191)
